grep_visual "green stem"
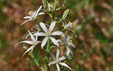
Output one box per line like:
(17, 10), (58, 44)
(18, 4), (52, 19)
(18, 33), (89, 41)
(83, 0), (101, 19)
(34, 59), (44, 71)
(45, 0), (58, 71)
(45, 38), (50, 71)
(51, 0), (58, 22)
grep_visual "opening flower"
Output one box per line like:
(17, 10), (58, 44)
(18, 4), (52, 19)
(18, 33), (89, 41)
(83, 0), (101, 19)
(62, 21), (77, 38)
(20, 30), (41, 55)
(21, 5), (45, 25)
(57, 35), (75, 56)
(48, 49), (71, 71)
(34, 21), (64, 49)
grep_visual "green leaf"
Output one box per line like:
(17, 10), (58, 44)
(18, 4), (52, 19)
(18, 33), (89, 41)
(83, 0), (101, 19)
(42, 0), (47, 8)
(62, 9), (70, 20)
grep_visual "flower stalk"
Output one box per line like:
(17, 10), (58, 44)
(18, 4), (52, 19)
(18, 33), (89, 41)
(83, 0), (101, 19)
(45, 0), (58, 71)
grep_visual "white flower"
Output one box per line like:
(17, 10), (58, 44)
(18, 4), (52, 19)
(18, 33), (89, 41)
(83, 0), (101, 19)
(57, 35), (75, 56)
(62, 21), (77, 38)
(63, 22), (72, 29)
(34, 21), (64, 49)
(20, 30), (41, 55)
(21, 5), (45, 25)
(48, 49), (72, 71)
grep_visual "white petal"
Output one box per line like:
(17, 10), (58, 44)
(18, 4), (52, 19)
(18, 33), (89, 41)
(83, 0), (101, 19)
(66, 24), (70, 28)
(50, 37), (59, 47)
(51, 31), (63, 36)
(56, 64), (60, 71)
(50, 52), (55, 60)
(57, 39), (62, 43)
(39, 22), (47, 33)
(28, 30), (35, 41)
(70, 29), (77, 38)
(59, 62), (72, 70)
(56, 48), (60, 59)
(23, 45), (35, 55)
(37, 5), (42, 14)
(66, 35), (70, 42)
(66, 46), (71, 56)
(48, 61), (56, 66)
(70, 50), (73, 57)
(41, 37), (48, 49)
(59, 56), (67, 61)
(34, 32), (46, 36)
(49, 21), (56, 32)
(38, 12), (45, 15)
(21, 19), (31, 25)
(20, 41), (33, 45)
(70, 44), (75, 48)
(24, 16), (31, 19)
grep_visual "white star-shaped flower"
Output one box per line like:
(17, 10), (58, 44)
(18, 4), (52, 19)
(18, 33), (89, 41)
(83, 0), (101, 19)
(48, 49), (72, 71)
(20, 30), (41, 55)
(21, 5), (45, 25)
(57, 35), (75, 56)
(34, 21), (64, 49)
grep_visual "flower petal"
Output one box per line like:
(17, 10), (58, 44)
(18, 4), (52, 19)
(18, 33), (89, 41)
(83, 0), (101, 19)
(57, 39), (63, 43)
(23, 45), (35, 55)
(51, 31), (63, 36)
(56, 64), (60, 71)
(49, 21), (56, 32)
(66, 46), (71, 56)
(41, 37), (48, 49)
(70, 44), (75, 48)
(39, 22), (47, 33)
(56, 48), (60, 59)
(20, 41), (33, 45)
(50, 37), (59, 47)
(59, 62), (72, 70)
(24, 16), (31, 19)
(66, 35), (70, 42)
(70, 50), (73, 57)
(48, 61), (56, 66)
(34, 32), (46, 36)
(50, 52), (55, 60)
(37, 5), (42, 14)
(21, 19), (31, 25)
(38, 12), (45, 15)
(59, 56), (67, 61)
(28, 30), (35, 41)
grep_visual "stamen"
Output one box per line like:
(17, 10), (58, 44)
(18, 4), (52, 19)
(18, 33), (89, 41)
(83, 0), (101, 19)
(46, 29), (51, 36)
(69, 40), (73, 44)
(36, 24), (38, 27)
(69, 22), (72, 27)
(28, 10), (33, 15)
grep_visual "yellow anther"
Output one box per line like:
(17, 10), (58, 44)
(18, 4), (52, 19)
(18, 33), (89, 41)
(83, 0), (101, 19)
(36, 24), (38, 27)
(69, 22), (72, 27)
(69, 40), (72, 43)
(28, 10), (33, 15)
(69, 40), (73, 44)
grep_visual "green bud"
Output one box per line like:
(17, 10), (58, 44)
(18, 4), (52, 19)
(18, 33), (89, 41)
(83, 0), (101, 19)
(62, 9), (70, 20)
(42, 0), (47, 8)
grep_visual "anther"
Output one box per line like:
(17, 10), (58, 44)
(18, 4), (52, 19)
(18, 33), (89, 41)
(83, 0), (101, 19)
(28, 10), (33, 15)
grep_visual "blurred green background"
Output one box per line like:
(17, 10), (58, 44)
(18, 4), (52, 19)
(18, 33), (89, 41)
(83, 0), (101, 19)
(0, 0), (113, 71)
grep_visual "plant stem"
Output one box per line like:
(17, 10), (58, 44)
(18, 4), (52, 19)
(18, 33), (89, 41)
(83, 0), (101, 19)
(45, 0), (57, 71)
(45, 38), (50, 71)
(51, 0), (58, 22)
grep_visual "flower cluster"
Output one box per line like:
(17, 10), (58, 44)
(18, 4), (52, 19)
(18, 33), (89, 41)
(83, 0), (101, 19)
(20, 0), (76, 71)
